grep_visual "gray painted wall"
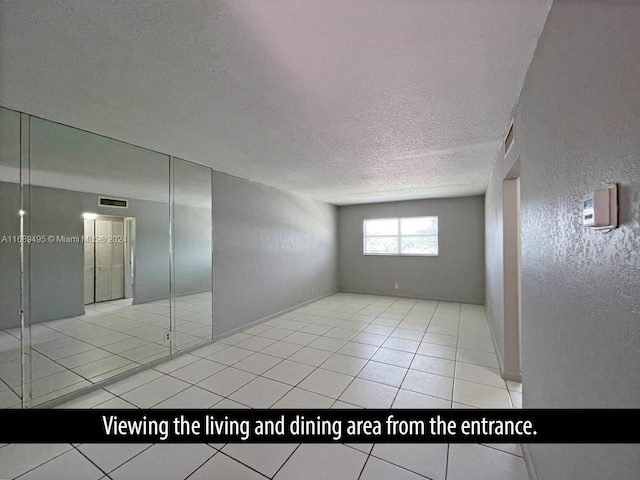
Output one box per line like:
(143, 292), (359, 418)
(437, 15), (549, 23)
(485, 1), (640, 478)
(213, 172), (339, 335)
(339, 196), (485, 303)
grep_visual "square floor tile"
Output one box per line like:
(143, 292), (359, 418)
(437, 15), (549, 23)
(453, 378), (512, 408)
(229, 377), (292, 408)
(401, 370), (453, 401)
(274, 443), (367, 480)
(410, 354), (455, 377)
(298, 369), (354, 399)
(337, 342), (379, 360)
(357, 361), (407, 387)
(197, 367), (256, 397)
(417, 342), (456, 360)
(153, 354), (200, 373)
(338, 378), (398, 408)
(320, 354), (368, 376)
(263, 360), (315, 386)
(223, 443), (298, 477)
(447, 444), (529, 480)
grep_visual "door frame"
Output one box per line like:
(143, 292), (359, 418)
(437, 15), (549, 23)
(502, 159), (522, 382)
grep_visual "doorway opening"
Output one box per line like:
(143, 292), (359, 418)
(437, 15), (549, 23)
(502, 160), (522, 382)
(83, 215), (135, 305)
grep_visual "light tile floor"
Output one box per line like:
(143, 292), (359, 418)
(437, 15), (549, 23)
(0, 293), (527, 479)
(0, 293), (212, 407)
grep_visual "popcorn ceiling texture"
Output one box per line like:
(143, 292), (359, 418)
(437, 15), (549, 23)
(0, 0), (551, 204)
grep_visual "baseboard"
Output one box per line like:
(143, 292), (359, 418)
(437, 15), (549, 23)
(339, 288), (484, 305)
(211, 289), (340, 341)
(522, 444), (538, 480)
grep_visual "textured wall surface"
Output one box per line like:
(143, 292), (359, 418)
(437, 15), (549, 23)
(339, 196), (485, 303)
(213, 172), (338, 335)
(485, 0), (640, 478)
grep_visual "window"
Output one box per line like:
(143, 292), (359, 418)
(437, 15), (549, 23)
(363, 216), (438, 256)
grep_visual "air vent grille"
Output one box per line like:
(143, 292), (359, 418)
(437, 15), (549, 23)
(98, 197), (128, 208)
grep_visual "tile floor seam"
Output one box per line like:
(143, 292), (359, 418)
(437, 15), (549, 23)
(72, 443), (112, 478)
(214, 449), (279, 479)
(180, 447), (218, 480)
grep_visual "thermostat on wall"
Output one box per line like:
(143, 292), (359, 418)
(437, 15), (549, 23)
(583, 184), (618, 231)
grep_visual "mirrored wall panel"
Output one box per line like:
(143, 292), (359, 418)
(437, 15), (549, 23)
(27, 117), (172, 406)
(172, 158), (213, 352)
(0, 107), (23, 408)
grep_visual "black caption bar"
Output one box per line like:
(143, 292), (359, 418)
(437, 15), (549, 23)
(1, 409), (639, 443)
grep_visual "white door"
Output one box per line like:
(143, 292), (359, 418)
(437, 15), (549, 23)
(83, 219), (95, 305)
(95, 219), (112, 302)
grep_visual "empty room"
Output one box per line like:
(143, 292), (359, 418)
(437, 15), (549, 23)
(0, 1), (638, 479)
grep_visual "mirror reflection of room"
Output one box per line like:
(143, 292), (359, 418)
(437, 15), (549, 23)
(0, 109), (213, 407)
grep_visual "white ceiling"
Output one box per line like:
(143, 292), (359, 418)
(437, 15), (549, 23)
(0, 0), (552, 205)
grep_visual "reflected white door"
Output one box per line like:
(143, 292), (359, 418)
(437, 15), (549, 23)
(95, 218), (125, 302)
(83, 219), (95, 304)
(110, 220), (124, 300)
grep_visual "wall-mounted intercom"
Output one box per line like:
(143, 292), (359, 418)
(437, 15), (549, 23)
(583, 184), (618, 232)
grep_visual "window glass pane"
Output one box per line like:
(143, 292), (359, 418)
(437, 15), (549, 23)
(401, 217), (438, 235)
(400, 235), (438, 255)
(365, 236), (399, 254)
(365, 218), (398, 236)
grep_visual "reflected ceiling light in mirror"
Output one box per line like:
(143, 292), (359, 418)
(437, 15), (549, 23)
(82, 212), (98, 220)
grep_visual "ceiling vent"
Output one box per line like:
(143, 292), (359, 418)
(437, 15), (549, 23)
(98, 196), (128, 208)
(504, 122), (514, 156)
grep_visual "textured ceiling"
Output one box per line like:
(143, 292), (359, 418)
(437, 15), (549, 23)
(0, 0), (552, 205)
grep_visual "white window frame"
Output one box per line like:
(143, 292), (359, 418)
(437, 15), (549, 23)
(362, 215), (440, 257)
(363, 216), (439, 256)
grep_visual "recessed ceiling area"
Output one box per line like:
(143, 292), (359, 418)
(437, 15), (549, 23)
(0, 0), (552, 205)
